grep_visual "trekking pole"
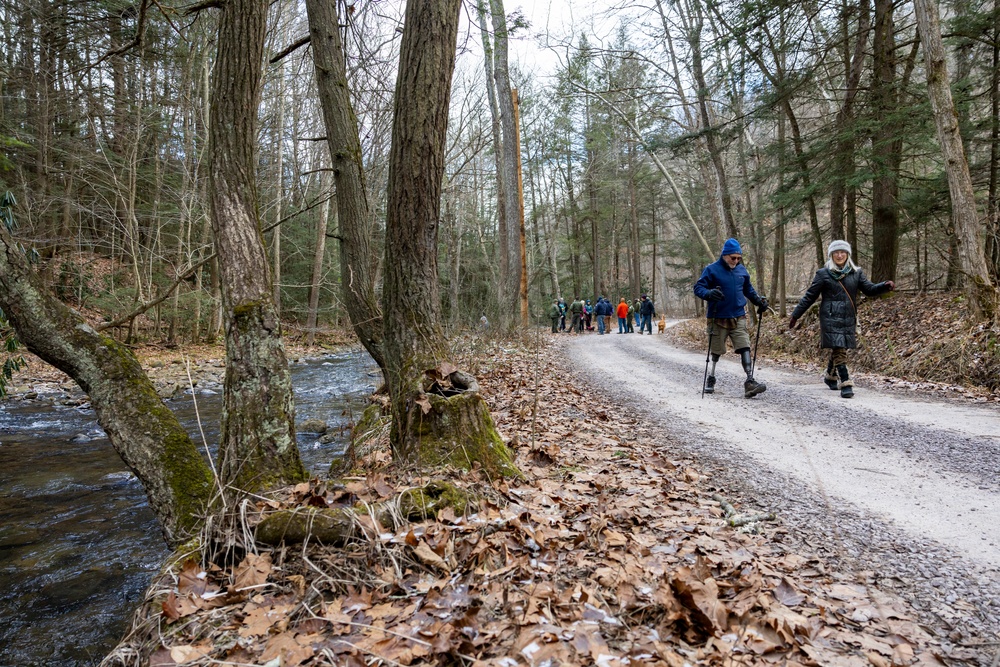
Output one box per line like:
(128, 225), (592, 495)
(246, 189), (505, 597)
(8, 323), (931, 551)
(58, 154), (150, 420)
(751, 306), (765, 378)
(702, 326), (714, 399)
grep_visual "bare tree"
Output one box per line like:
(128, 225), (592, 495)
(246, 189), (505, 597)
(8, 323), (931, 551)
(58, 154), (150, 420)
(913, 0), (997, 318)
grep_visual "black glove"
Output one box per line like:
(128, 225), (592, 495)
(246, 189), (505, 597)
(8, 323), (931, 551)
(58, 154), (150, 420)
(707, 288), (724, 302)
(757, 297), (769, 315)
(788, 316), (798, 330)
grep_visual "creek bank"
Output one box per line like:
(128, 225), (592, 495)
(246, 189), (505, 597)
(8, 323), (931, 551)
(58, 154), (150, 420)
(101, 334), (973, 666)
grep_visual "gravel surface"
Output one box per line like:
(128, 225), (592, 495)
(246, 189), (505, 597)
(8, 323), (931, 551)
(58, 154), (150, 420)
(562, 325), (1000, 663)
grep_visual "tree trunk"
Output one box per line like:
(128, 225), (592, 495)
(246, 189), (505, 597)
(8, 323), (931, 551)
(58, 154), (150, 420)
(870, 0), (902, 282)
(305, 0), (385, 368)
(305, 172), (330, 347)
(913, 0), (997, 318)
(987, 0), (1000, 282)
(0, 204), (214, 547)
(687, 0), (738, 239)
(829, 0), (870, 242)
(209, 0), (307, 492)
(491, 0), (523, 325)
(474, 0), (509, 318)
(381, 0), (518, 478)
(271, 62), (284, 317)
(628, 141), (641, 298)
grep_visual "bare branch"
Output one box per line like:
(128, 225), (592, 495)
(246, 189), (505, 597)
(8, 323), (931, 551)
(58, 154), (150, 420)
(270, 34), (311, 64)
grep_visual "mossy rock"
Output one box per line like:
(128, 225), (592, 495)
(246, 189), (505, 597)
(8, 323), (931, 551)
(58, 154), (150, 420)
(398, 480), (476, 520)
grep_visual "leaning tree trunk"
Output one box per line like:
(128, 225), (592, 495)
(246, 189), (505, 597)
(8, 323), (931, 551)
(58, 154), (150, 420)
(381, 0), (518, 479)
(913, 0), (997, 319)
(209, 0), (307, 492)
(305, 0), (385, 368)
(0, 205), (214, 547)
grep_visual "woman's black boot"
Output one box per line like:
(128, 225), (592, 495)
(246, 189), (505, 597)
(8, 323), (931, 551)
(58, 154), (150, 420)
(836, 364), (853, 398)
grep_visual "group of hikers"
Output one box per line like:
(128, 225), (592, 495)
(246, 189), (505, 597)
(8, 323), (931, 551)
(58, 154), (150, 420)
(547, 236), (895, 401)
(548, 294), (659, 336)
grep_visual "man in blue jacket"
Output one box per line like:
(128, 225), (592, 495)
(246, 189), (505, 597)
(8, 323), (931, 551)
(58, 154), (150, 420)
(693, 238), (769, 398)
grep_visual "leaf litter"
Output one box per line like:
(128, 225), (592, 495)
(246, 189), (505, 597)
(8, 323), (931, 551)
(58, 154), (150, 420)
(105, 334), (968, 667)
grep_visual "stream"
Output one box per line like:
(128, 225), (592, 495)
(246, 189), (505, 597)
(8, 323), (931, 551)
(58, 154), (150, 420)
(0, 349), (379, 666)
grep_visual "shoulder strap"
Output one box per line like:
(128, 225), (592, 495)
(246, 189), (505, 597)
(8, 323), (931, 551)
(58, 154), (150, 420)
(838, 279), (856, 313)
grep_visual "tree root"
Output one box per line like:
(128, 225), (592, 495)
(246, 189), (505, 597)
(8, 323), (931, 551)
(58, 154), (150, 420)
(255, 480), (476, 546)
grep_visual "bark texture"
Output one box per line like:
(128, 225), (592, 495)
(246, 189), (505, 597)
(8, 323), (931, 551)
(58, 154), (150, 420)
(383, 0), (460, 453)
(870, 0), (902, 282)
(305, 0), (385, 367)
(381, 0), (517, 477)
(209, 0), (307, 492)
(0, 220), (214, 546)
(913, 0), (997, 319)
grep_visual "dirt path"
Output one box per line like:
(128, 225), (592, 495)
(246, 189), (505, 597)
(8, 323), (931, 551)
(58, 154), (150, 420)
(562, 323), (1000, 647)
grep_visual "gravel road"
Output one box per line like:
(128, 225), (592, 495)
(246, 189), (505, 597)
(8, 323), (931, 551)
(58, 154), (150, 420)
(563, 324), (1000, 660)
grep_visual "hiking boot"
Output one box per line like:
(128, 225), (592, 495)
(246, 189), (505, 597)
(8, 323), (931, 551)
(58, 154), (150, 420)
(704, 375), (716, 394)
(836, 364), (853, 398)
(744, 377), (767, 398)
(823, 373), (839, 390)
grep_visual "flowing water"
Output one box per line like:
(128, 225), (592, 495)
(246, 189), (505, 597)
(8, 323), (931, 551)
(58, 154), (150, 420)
(0, 349), (379, 666)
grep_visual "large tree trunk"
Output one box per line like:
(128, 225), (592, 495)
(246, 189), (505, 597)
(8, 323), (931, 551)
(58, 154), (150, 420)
(305, 0), (385, 368)
(209, 0), (307, 492)
(0, 201), (214, 547)
(913, 0), (997, 319)
(381, 0), (518, 478)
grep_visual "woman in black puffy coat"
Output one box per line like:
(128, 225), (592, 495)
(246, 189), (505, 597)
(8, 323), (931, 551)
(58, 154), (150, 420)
(788, 240), (894, 398)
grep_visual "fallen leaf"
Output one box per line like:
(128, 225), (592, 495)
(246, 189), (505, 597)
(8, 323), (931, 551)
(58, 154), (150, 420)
(773, 577), (806, 607)
(413, 541), (450, 571)
(234, 552), (271, 591)
(169, 644), (211, 663)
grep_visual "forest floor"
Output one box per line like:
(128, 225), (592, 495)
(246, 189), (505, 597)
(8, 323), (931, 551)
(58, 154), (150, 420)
(5, 291), (999, 667)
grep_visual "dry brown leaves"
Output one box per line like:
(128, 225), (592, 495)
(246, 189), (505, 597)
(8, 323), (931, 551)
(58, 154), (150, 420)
(130, 336), (951, 667)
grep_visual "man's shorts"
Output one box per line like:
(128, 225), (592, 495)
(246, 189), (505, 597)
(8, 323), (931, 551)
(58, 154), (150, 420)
(706, 317), (751, 355)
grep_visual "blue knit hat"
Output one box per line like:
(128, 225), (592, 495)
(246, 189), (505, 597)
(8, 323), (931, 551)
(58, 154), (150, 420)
(722, 238), (742, 256)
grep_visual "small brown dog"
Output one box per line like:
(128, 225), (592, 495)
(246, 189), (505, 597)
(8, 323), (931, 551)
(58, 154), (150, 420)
(657, 314), (666, 333)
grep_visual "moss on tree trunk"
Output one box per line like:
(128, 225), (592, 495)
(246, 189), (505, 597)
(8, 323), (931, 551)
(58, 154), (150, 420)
(407, 390), (519, 479)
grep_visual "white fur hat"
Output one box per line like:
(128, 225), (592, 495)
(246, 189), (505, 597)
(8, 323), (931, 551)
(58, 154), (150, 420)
(827, 240), (851, 257)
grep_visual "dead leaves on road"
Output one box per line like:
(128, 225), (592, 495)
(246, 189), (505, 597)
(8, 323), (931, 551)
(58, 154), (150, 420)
(128, 338), (950, 667)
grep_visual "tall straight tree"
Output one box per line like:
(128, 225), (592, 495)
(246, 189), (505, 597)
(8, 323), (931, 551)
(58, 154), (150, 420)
(477, 0), (522, 326)
(209, 0), (307, 491)
(381, 0), (517, 476)
(913, 0), (997, 318)
(870, 0), (902, 282)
